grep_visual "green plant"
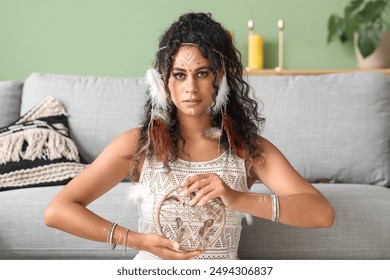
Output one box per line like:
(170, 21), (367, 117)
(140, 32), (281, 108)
(327, 0), (390, 57)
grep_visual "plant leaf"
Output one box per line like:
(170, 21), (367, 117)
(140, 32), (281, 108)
(345, 13), (362, 40)
(327, 14), (343, 43)
(359, 0), (388, 22)
(357, 24), (381, 57)
(345, 0), (364, 17)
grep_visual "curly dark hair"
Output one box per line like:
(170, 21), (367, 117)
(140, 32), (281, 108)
(129, 12), (264, 181)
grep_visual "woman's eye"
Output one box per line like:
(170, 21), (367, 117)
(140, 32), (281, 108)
(197, 71), (208, 78)
(174, 73), (185, 79)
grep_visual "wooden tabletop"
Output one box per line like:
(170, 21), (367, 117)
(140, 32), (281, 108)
(246, 68), (390, 78)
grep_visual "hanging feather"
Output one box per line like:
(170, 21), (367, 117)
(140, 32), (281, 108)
(128, 183), (152, 204)
(149, 117), (174, 162)
(245, 213), (254, 225)
(223, 113), (246, 158)
(145, 68), (169, 111)
(152, 109), (170, 124)
(214, 75), (229, 112)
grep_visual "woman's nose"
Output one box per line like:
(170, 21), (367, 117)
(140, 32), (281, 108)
(185, 76), (199, 93)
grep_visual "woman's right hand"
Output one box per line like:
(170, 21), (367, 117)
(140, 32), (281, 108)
(132, 232), (202, 260)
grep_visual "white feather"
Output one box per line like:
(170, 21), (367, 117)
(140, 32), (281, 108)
(245, 213), (254, 225)
(145, 68), (168, 111)
(128, 183), (152, 204)
(214, 75), (229, 112)
(152, 109), (169, 123)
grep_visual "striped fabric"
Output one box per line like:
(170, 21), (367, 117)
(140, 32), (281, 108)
(0, 97), (87, 191)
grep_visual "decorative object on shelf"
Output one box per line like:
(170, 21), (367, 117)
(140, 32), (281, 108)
(275, 19), (285, 71)
(327, 0), (390, 68)
(247, 20), (264, 69)
(156, 185), (226, 251)
(354, 32), (390, 68)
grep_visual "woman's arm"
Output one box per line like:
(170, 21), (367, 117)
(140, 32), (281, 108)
(44, 128), (141, 244)
(44, 128), (200, 259)
(241, 136), (335, 228)
(182, 136), (335, 228)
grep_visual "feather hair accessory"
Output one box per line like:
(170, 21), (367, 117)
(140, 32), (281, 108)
(214, 74), (229, 113)
(145, 68), (169, 111)
(151, 109), (169, 124)
(150, 116), (174, 162)
(223, 113), (246, 158)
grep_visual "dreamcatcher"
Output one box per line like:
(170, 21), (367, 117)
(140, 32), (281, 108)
(155, 185), (226, 251)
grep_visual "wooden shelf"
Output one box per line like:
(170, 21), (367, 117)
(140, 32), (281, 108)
(246, 68), (390, 78)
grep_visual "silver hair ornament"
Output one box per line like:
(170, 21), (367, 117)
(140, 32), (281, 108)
(202, 127), (222, 140)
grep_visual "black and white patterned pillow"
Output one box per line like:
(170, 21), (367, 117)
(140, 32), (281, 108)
(0, 96), (88, 191)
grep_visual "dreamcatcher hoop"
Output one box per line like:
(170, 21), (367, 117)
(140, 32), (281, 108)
(155, 185), (226, 251)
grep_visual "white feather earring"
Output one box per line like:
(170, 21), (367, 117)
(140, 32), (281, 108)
(214, 74), (229, 113)
(145, 68), (169, 111)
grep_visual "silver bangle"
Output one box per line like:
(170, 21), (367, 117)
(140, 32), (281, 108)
(107, 222), (117, 250)
(123, 229), (130, 255)
(271, 194), (280, 223)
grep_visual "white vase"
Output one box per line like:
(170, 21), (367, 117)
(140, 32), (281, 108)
(354, 32), (390, 69)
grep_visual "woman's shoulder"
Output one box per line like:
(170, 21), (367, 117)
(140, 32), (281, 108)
(102, 127), (142, 157)
(119, 127), (142, 141)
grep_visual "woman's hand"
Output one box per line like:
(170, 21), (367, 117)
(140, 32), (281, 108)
(181, 173), (238, 209)
(134, 232), (202, 260)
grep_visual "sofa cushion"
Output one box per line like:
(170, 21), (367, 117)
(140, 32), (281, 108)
(0, 96), (87, 191)
(0, 80), (23, 127)
(238, 183), (390, 259)
(0, 183), (137, 259)
(21, 73), (146, 163)
(1, 182), (389, 260)
(248, 72), (390, 187)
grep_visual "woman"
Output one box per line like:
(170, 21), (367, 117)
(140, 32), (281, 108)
(44, 12), (335, 260)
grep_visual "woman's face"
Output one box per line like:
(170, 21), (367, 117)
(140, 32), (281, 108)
(168, 45), (215, 117)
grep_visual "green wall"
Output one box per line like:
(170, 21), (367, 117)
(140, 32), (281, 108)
(1, 0), (389, 80)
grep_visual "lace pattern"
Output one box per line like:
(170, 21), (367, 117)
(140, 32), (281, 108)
(132, 152), (249, 259)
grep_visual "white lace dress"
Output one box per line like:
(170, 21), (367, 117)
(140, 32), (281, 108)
(131, 152), (249, 260)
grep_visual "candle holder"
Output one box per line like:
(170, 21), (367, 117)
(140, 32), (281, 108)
(275, 19), (284, 71)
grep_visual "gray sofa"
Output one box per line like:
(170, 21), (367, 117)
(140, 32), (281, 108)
(0, 71), (389, 259)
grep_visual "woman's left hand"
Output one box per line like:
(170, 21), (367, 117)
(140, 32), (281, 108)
(181, 173), (238, 209)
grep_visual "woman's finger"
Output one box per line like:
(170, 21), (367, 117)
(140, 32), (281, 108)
(183, 177), (210, 196)
(188, 185), (215, 206)
(155, 235), (180, 251)
(181, 174), (209, 188)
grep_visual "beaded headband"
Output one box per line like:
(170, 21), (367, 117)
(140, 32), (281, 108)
(158, 43), (227, 59)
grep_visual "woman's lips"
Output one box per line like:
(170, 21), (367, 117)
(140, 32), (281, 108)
(183, 99), (201, 105)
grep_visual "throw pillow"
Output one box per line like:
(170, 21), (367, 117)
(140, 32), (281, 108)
(0, 80), (23, 127)
(0, 96), (88, 191)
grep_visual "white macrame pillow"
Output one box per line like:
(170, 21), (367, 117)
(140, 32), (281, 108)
(0, 96), (87, 191)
